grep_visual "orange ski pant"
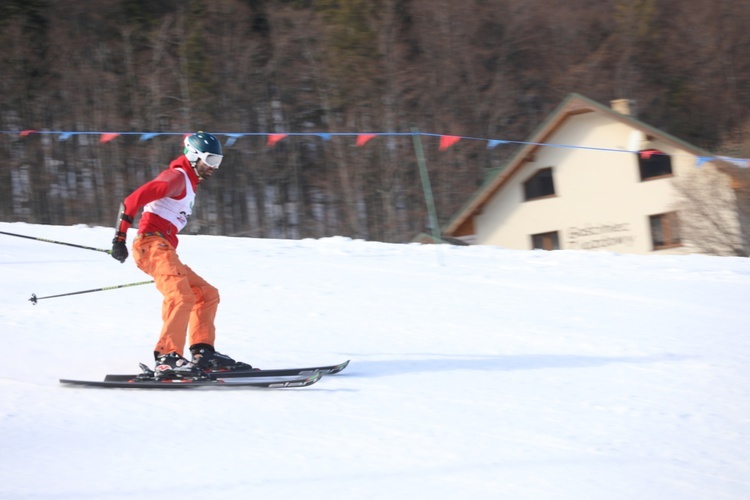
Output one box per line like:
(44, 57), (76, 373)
(132, 235), (219, 357)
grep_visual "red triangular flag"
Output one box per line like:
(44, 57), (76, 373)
(439, 135), (461, 151)
(356, 134), (377, 147)
(640, 149), (662, 160)
(20, 129), (38, 136)
(267, 134), (288, 146)
(100, 133), (120, 143)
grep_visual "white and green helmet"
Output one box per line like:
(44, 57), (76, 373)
(183, 131), (223, 168)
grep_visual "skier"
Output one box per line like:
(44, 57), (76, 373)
(110, 132), (251, 378)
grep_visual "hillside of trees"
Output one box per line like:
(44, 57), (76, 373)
(1, 0), (749, 242)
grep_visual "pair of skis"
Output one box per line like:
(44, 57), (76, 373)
(60, 360), (350, 389)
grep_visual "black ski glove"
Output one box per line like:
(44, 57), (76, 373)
(111, 202), (133, 263)
(111, 234), (128, 263)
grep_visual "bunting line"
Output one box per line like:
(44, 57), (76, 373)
(1, 129), (747, 168)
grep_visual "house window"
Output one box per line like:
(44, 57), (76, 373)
(639, 149), (673, 180)
(650, 212), (681, 250)
(531, 231), (560, 250)
(523, 168), (556, 200)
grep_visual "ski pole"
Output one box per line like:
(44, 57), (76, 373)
(0, 230), (111, 254)
(29, 280), (154, 305)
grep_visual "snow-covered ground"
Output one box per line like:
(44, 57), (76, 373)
(1, 221), (749, 499)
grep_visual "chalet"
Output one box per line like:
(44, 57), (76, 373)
(440, 93), (748, 256)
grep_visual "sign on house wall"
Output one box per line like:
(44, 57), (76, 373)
(566, 222), (636, 250)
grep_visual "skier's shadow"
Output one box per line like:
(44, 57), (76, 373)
(339, 353), (687, 377)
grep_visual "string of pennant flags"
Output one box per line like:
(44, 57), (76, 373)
(3, 129), (748, 168)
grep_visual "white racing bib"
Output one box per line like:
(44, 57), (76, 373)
(143, 168), (195, 232)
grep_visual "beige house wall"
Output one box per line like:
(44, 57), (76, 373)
(472, 112), (713, 254)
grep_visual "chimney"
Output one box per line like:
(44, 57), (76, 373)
(611, 99), (636, 117)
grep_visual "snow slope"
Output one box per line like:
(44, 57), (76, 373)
(1, 221), (749, 499)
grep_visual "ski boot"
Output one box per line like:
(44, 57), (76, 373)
(190, 344), (254, 372)
(154, 352), (202, 379)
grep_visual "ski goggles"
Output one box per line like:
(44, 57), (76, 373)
(197, 151), (223, 168)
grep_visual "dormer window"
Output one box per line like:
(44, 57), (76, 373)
(639, 149), (673, 180)
(523, 167), (556, 201)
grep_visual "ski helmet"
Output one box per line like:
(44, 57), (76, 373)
(183, 132), (223, 168)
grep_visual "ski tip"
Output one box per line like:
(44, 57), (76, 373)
(327, 360), (350, 374)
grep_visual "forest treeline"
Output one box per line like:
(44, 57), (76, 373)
(1, 0), (749, 242)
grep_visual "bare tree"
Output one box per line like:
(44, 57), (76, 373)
(673, 164), (749, 256)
